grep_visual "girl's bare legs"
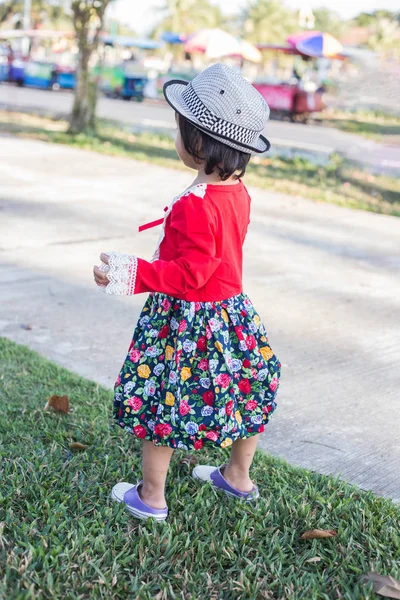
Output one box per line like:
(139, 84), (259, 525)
(223, 434), (259, 493)
(140, 440), (174, 509)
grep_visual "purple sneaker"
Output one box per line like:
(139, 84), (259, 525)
(192, 464), (260, 502)
(111, 481), (168, 521)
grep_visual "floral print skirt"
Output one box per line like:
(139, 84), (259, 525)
(113, 292), (281, 451)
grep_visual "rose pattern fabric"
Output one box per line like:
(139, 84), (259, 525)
(114, 292), (281, 451)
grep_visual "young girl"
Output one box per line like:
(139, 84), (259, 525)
(93, 63), (281, 521)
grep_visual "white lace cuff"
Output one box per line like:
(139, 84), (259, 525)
(100, 252), (138, 296)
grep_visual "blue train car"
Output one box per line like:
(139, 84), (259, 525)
(54, 69), (76, 90)
(8, 60), (76, 90)
(0, 62), (8, 82)
(9, 62), (25, 85)
(23, 61), (54, 88)
(121, 75), (147, 101)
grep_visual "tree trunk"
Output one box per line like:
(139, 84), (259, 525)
(68, 1), (110, 135)
(69, 49), (97, 134)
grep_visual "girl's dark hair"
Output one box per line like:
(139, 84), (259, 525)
(177, 113), (250, 181)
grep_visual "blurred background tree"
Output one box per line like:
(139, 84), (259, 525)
(0, 0), (68, 27)
(312, 7), (348, 40)
(0, 1), (14, 24)
(241, 0), (297, 44)
(151, 0), (224, 38)
(354, 10), (400, 53)
(355, 10), (400, 27)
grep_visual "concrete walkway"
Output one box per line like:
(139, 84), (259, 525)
(1, 137), (400, 502)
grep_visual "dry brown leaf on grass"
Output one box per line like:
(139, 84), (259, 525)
(180, 454), (198, 467)
(69, 442), (88, 451)
(44, 394), (70, 414)
(304, 557), (322, 563)
(360, 572), (400, 599)
(0, 522), (6, 551)
(301, 529), (337, 539)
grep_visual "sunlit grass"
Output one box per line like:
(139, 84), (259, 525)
(317, 108), (400, 142)
(1, 337), (400, 599)
(1, 109), (399, 217)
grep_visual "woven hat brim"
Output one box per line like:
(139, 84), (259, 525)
(163, 79), (270, 155)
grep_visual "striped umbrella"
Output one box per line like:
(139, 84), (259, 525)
(295, 32), (343, 58)
(287, 31), (322, 48)
(185, 29), (239, 57)
(161, 32), (187, 44)
(185, 29), (261, 63)
(238, 39), (261, 63)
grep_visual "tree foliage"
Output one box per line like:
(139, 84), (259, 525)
(312, 8), (347, 39)
(241, 0), (297, 44)
(354, 10), (400, 52)
(355, 10), (400, 27)
(0, 0), (67, 27)
(150, 0), (224, 38)
(0, 1), (14, 25)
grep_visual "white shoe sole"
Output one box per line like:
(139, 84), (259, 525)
(192, 464), (217, 482)
(192, 465), (260, 500)
(111, 482), (135, 502)
(111, 483), (168, 521)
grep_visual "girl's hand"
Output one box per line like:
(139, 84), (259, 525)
(93, 253), (110, 287)
(93, 251), (138, 295)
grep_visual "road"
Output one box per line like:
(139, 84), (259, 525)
(1, 84), (399, 174)
(1, 137), (400, 502)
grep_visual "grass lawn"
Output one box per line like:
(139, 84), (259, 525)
(1, 109), (399, 218)
(1, 337), (400, 600)
(316, 109), (400, 144)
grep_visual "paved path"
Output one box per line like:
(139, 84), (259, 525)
(1, 84), (399, 174)
(1, 137), (400, 502)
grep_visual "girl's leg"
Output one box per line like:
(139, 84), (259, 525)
(140, 440), (174, 509)
(223, 434), (260, 493)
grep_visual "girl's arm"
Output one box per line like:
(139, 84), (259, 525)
(97, 194), (221, 297)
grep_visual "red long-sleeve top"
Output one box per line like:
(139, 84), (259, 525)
(105, 181), (251, 302)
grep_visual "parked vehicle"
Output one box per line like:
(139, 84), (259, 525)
(254, 33), (345, 123)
